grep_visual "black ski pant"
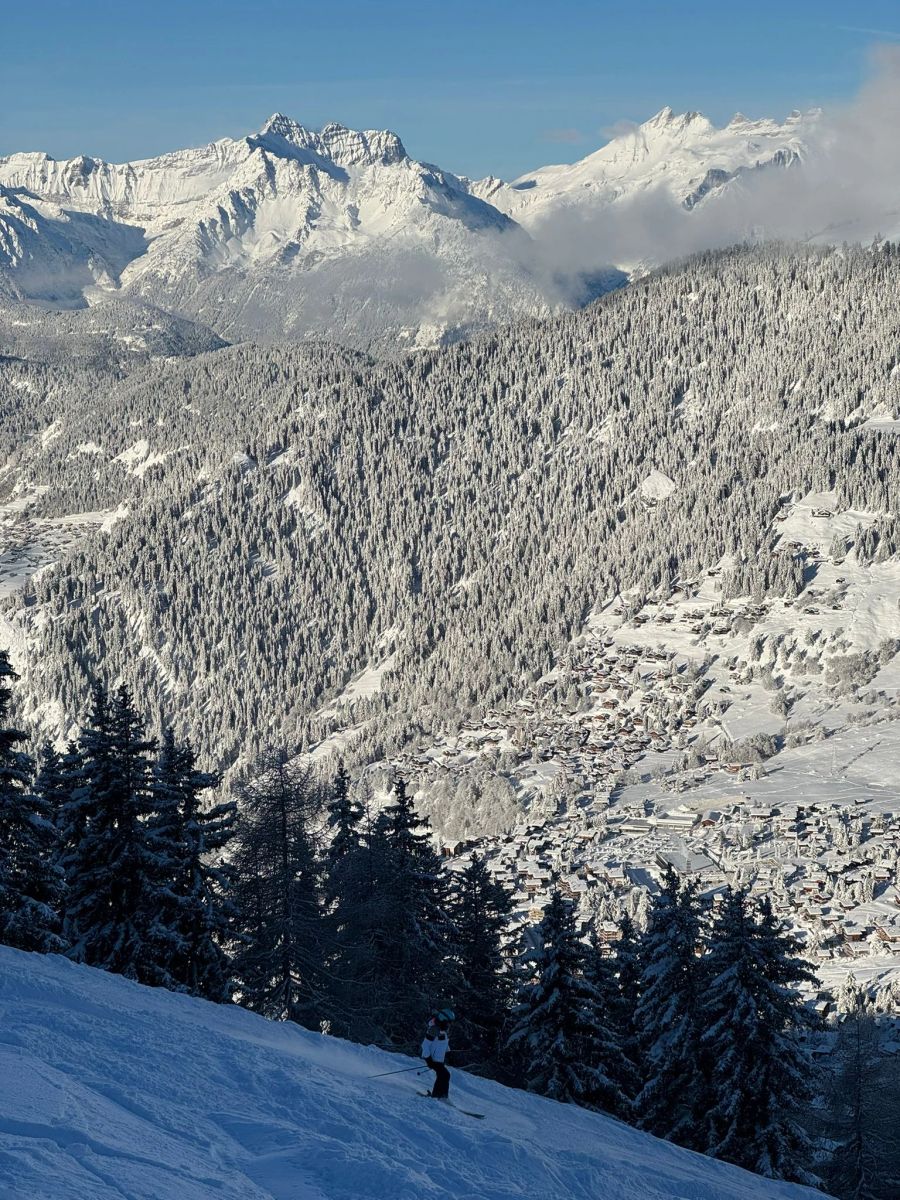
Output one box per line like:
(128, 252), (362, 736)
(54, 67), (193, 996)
(426, 1057), (450, 1098)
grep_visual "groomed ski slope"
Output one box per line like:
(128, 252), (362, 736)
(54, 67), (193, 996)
(0, 947), (829, 1200)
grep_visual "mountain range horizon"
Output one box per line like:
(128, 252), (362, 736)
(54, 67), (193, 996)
(4, 102), (818, 177)
(0, 99), (829, 350)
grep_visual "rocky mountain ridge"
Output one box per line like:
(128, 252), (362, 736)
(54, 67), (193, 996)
(0, 106), (816, 346)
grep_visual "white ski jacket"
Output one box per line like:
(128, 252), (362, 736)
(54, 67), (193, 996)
(421, 1027), (449, 1063)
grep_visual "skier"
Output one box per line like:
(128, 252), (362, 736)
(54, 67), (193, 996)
(421, 1007), (455, 1099)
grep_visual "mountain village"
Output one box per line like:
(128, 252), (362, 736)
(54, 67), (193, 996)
(392, 553), (900, 1014)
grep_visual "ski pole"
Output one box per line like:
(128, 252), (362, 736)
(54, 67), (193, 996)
(368, 1065), (424, 1079)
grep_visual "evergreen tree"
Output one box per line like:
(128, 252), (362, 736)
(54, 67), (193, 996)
(36, 741), (80, 846)
(59, 688), (112, 951)
(449, 852), (514, 1070)
(148, 729), (236, 1000)
(582, 931), (639, 1116)
(321, 788), (388, 1042)
(328, 763), (362, 878)
(0, 657), (64, 953)
(701, 889), (818, 1183)
(51, 740), (87, 926)
(830, 984), (883, 1200)
(614, 912), (642, 1064)
(506, 891), (618, 1108)
(320, 762), (367, 1036)
(140, 730), (186, 990)
(367, 775), (455, 1045)
(822, 984), (897, 1200)
(324, 760), (363, 903)
(232, 750), (325, 1026)
(63, 684), (160, 980)
(634, 867), (705, 1148)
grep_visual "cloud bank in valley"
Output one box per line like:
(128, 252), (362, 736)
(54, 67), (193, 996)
(523, 46), (900, 289)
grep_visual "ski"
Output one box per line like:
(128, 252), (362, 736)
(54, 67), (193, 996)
(416, 1091), (485, 1119)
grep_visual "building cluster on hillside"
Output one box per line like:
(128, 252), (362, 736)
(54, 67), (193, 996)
(390, 628), (900, 1006)
(0, 502), (103, 600)
(439, 780), (900, 1011)
(396, 634), (711, 791)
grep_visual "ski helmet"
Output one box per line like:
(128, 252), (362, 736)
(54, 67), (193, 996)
(436, 1007), (455, 1022)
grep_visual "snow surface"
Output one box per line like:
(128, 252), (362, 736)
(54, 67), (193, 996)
(0, 947), (828, 1200)
(640, 469), (677, 501)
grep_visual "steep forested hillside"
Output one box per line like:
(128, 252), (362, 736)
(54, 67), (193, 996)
(1, 243), (898, 780)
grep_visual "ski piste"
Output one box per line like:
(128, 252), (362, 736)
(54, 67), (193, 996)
(417, 1091), (485, 1119)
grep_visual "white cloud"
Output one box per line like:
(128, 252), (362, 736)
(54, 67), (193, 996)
(520, 46), (900, 288)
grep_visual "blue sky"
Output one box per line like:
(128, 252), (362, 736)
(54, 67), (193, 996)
(3, 1), (900, 179)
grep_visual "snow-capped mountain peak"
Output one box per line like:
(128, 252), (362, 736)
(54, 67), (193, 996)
(253, 113), (408, 169)
(0, 113), (549, 345)
(485, 105), (815, 228)
(0, 102), (848, 347)
(257, 111), (312, 141)
(642, 106), (714, 136)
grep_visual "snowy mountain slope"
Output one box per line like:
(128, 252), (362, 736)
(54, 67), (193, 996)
(1, 242), (897, 769)
(485, 107), (812, 226)
(0, 945), (830, 1200)
(0, 116), (554, 349)
(386, 479), (900, 1002)
(0, 246), (898, 1020)
(0, 298), (225, 366)
(0, 185), (147, 307)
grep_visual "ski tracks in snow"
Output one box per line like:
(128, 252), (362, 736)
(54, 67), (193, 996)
(0, 947), (829, 1200)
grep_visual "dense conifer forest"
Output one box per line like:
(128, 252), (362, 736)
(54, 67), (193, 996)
(1, 243), (899, 798)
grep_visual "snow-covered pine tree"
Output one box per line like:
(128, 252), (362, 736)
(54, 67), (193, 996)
(614, 912), (642, 1063)
(51, 740), (87, 920)
(231, 749), (326, 1027)
(506, 890), (618, 1108)
(320, 762), (366, 1034)
(701, 888), (818, 1183)
(821, 982), (900, 1200)
(582, 930), (639, 1116)
(634, 866), (705, 1148)
(58, 693), (111, 952)
(140, 730), (187, 991)
(63, 684), (159, 980)
(448, 851), (514, 1070)
(835, 970), (864, 1015)
(0, 656), (64, 953)
(320, 782), (389, 1042)
(148, 729), (237, 1001)
(36, 741), (80, 836)
(324, 760), (363, 904)
(367, 775), (455, 1045)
